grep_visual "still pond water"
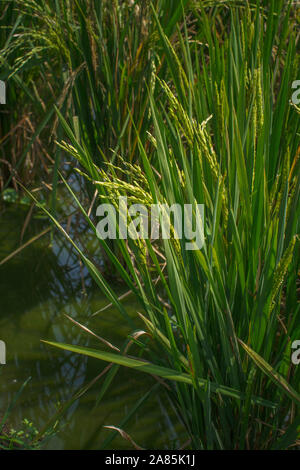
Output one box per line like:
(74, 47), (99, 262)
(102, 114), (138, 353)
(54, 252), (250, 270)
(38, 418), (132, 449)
(0, 203), (184, 449)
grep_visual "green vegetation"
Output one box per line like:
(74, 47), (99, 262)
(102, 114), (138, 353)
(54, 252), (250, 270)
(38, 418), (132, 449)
(0, 378), (56, 449)
(1, 0), (299, 450)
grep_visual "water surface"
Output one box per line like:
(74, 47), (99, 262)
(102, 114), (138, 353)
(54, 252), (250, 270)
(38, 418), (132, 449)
(0, 204), (184, 449)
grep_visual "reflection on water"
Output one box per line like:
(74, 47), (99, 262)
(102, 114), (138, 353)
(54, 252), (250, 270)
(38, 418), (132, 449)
(0, 205), (184, 449)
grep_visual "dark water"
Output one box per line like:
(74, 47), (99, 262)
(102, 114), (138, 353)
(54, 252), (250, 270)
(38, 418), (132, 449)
(0, 204), (184, 449)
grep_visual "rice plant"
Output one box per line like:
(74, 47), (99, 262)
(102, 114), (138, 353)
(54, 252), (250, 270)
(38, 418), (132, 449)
(0, 0), (58, 194)
(2, 0), (189, 167)
(9, 0), (300, 449)
(1, 0), (191, 232)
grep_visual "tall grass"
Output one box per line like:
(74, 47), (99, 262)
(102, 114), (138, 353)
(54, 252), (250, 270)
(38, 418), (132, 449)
(1, 0), (190, 231)
(2, 0), (189, 170)
(0, 0), (54, 193)
(12, 1), (300, 449)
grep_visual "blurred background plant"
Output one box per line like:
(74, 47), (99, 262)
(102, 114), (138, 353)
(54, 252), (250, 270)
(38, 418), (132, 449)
(1, 0), (189, 205)
(0, 0), (191, 263)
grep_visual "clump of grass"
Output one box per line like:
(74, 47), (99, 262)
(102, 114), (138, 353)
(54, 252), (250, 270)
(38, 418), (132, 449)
(25, 1), (300, 449)
(0, 378), (56, 450)
(1, 0), (192, 231)
(2, 0), (189, 171)
(0, 0), (59, 194)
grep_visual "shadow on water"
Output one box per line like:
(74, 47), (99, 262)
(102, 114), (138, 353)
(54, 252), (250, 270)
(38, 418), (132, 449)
(0, 204), (184, 449)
